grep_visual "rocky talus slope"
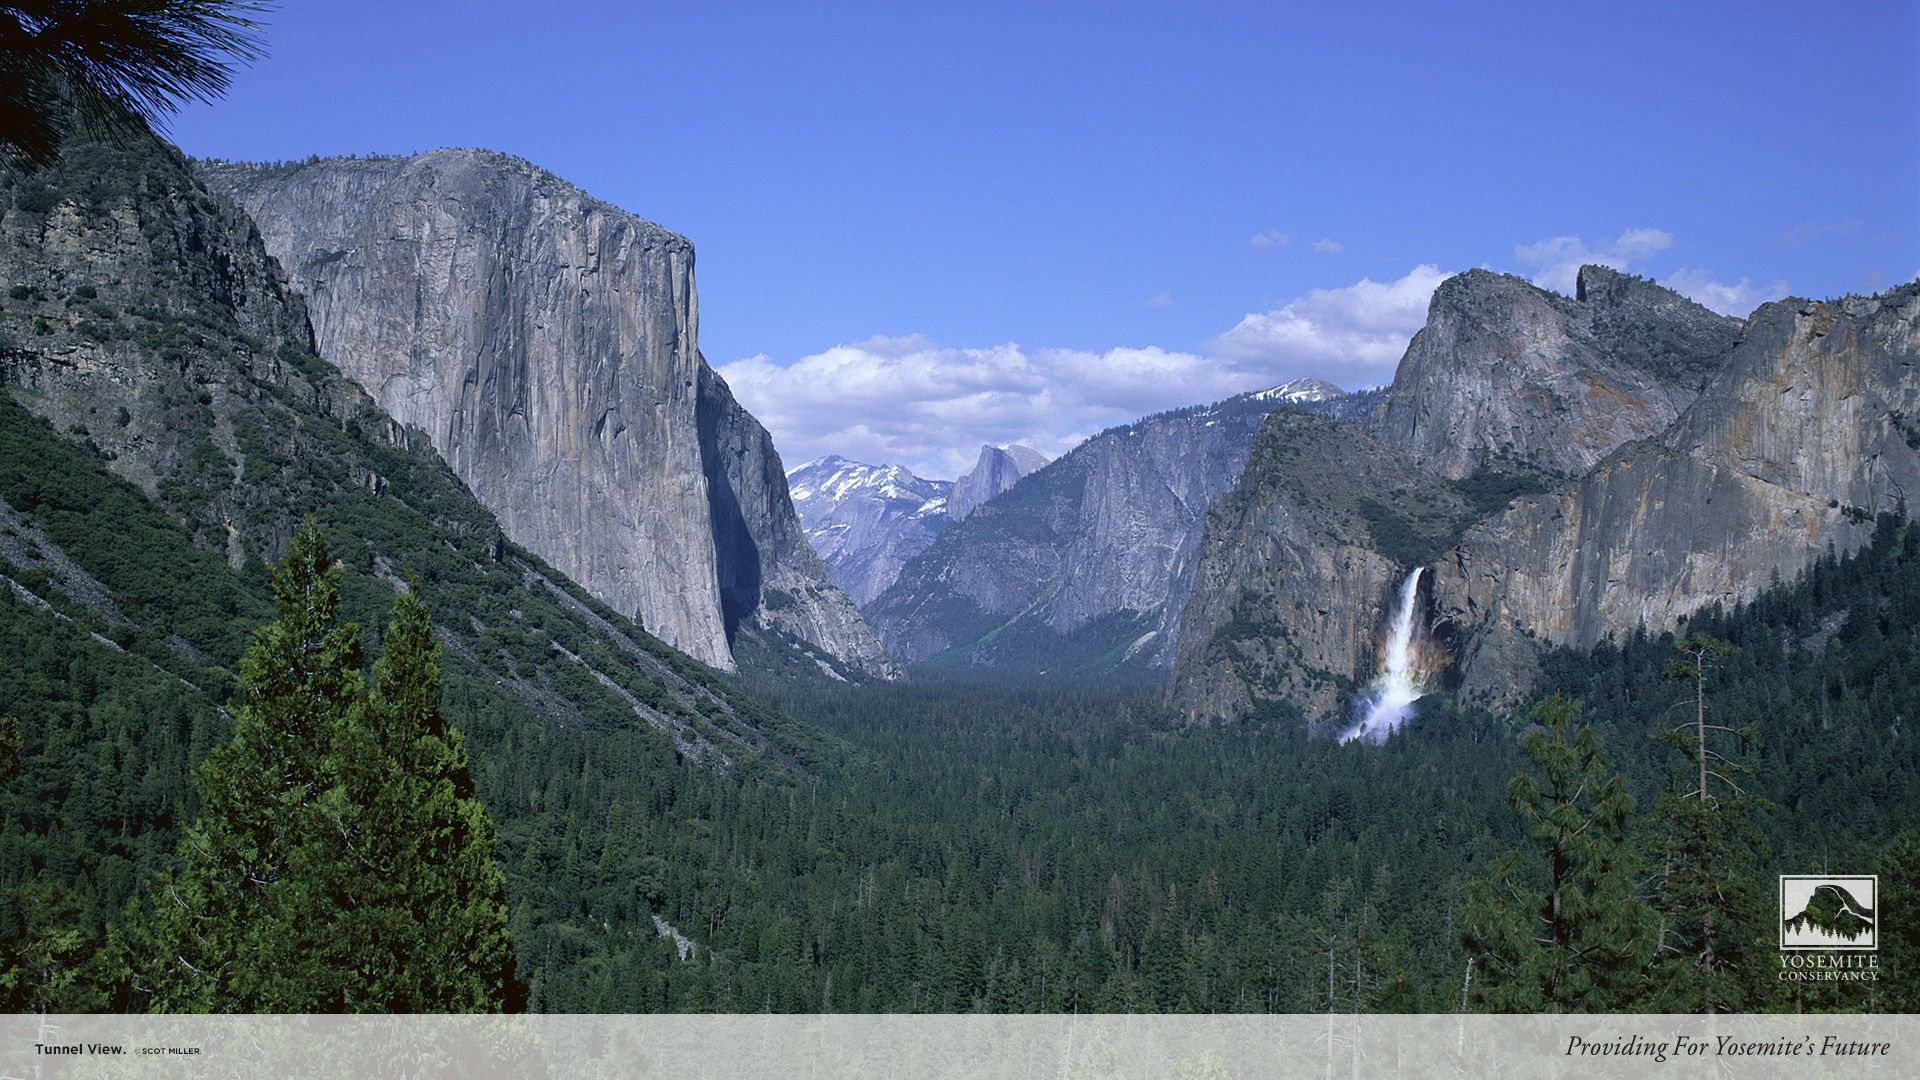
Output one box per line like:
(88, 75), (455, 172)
(197, 152), (894, 678)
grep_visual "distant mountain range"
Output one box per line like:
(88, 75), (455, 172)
(22, 130), (1912, 734)
(787, 457), (953, 608)
(786, 264), (1919, 730)
(787, 442), (1051, 607)
(839, 381), (1380, 675)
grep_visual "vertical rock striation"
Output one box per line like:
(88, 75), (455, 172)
(696, 364), (902, 678)
(1168, 412), (1471, 722)
(197, 151), (894, 677)
(1171, 270), (1920, 723)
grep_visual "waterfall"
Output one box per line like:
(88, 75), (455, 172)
(1341, 566), (1428, 745)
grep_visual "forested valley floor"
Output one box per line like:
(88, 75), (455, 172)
(3, 367), (1916, 1011)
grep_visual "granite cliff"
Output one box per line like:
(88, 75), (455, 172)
(947, 444), (1048, 521)
(0, 130), (854, 1005)
(0, 131), (813, 762)
(196, 151), (893, 678)
(1172, 267), (1920, 723)
(1167, 412), (1473, 721)
(1431, 282), (1920, 703)
(1368, 266), (1741, 479)
(697, 364), (900, 678)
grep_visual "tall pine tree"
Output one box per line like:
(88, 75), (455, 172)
(1641, 633), (1770, 1013)
(123, 524), (514, 1010)
(1463, 694), (1650, 1011)
(320, 581), (517, 1010)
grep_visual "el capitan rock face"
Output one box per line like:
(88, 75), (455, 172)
(197, 151), (894, 678)
(1367, 266), (1742, 480)
(0, 130), (799, 755)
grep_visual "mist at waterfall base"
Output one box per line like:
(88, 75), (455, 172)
(1341, 567), (1432, 745)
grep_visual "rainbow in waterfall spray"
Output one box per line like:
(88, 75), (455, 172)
(1341, 567), (1433, 744)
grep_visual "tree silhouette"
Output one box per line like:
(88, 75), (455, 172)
(1642, 633), (1771, 1013)
(0, 1), (267, 167)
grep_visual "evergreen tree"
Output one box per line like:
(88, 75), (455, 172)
(123, 524), (514, 1011)
(1876, 828), (1920, 1011)
(1463, 695), (1649, 1010)
(323, 582), (517, 1010)
(1640, 633), (1770, 1013)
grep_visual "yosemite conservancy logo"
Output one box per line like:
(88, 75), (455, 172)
(1780, 875), (1876, 950)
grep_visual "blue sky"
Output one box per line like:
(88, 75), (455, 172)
(170, 1), (1919, 477)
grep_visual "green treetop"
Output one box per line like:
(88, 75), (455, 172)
(123, 523), (514, 1011)
(1463, 694), (1650, 1011)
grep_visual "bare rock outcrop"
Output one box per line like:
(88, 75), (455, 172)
(947, 444), (1048, 521)
(1168, 412), (1471, 721)
(198, 151), (894, 677)
(1368, 266), (1741, 479)
(787, 456), (951, 607)
(1431, 283), (1920, 702)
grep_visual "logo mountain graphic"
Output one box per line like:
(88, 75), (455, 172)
(1782, 881), (1875, 946)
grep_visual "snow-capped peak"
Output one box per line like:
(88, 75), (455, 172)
(1250, 377), (1345, 404)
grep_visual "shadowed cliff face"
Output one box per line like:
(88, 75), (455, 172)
(1431, 283), (1920, 703)
(1368, 266), (1742, 480)
(1167, 413), (1472, 722)
(197, 151), (895, 678)
(696, 364), (901, 679)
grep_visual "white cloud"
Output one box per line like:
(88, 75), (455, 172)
(1143, 292), (1174, 309)
(1514, 227), (1673, 294)
(1207, 264), (1448, 384)
(717, 339), (1257, 479)
(1312, 238), (1343, 255)
(1662, 268), (1789, 316)
(722, 265), (1449, 478)
(1250, 229), (1293, 249)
